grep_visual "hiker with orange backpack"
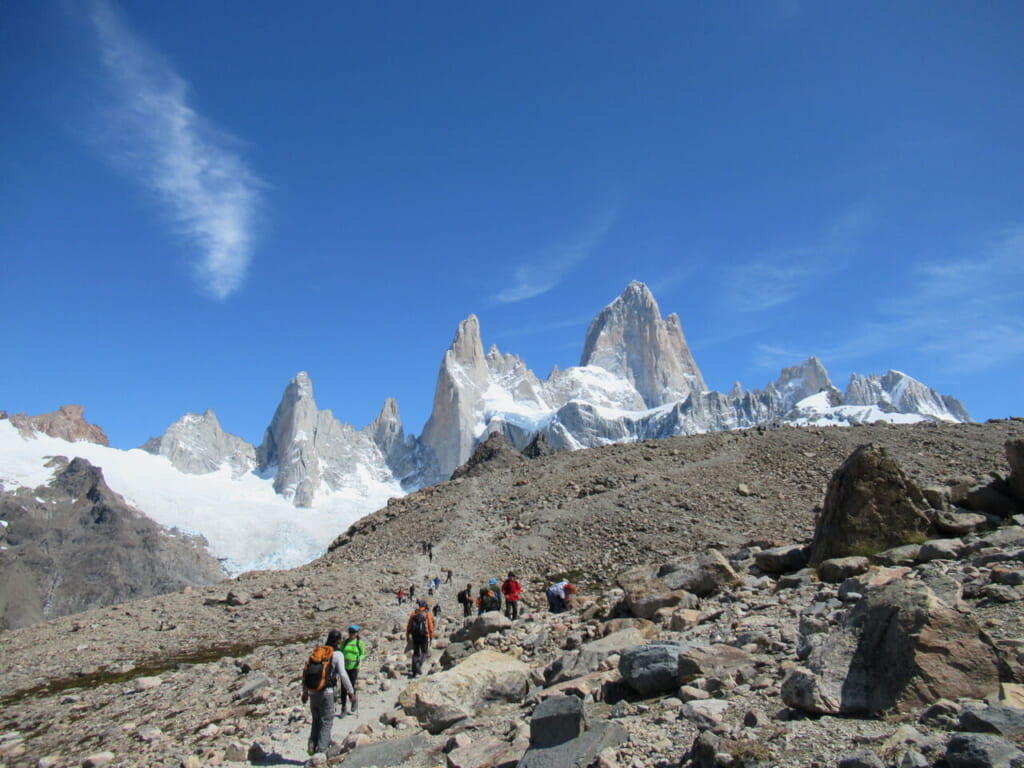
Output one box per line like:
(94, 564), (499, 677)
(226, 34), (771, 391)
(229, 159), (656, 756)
(405, 599), (434, 677)
(301, 629), (355, 755)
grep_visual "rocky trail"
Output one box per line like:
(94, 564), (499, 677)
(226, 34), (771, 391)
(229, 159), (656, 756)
(2, 419), (1024, 768)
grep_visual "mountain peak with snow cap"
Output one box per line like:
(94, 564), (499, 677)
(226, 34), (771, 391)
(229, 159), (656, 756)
(580, 280), (706, 407)
(141, 408), (255, 477)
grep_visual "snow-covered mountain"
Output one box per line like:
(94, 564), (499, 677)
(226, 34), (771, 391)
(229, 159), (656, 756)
(1, 281), (970, 572)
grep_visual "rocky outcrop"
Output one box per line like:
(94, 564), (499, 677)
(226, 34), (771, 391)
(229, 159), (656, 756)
(809, 444), (934, 564)
(450, 431), (526, 480)
(782, 579), (1004, 715)
(845, 371), (972, 422)
(580, 281), (707, 407)
(5, 405), (109, 445)
(418, 316), (492, 482)
(398, 650), (530, 733)
(256, 372), (395, 507)
(141, 409), (255, 477)
(0, 457), (224, 629)
(1006, 439), (1024, 505)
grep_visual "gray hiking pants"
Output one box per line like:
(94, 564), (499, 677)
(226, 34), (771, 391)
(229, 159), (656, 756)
(308, 688), (336, 753)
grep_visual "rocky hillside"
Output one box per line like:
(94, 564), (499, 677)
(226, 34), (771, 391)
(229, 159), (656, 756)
(0, 419), (1022, 768)
(0, 457), (225, 630)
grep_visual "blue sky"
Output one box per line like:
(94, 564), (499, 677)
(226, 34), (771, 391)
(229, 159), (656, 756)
(3, 1), (1022, 449)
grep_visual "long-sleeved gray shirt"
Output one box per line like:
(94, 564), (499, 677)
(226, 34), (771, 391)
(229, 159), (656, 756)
(324, 650), (354, 695)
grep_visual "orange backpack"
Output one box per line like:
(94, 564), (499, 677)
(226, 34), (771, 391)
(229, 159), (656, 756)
(302, 645), (336, 692)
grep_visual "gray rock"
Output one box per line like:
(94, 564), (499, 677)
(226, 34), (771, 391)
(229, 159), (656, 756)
(945, 732), (1024, 768)
(658, 550), (743, 596)
(817, 556), (871, 583)
(530, 695), (584, 748)
(517, 719), (629, 768)
(838, 752), (886, 768)
(935, 509), (990, 536)
(754, 544), (810, 574)
(341, 733), (433, 768)
(619, 642), (688, 697)
(917, 538), (966, 562)
(450, 611), (512, 643)
(959, 705), (1024, 737)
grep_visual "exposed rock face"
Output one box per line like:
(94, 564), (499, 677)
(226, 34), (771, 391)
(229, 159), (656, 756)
(5, 405), (109, 445)
(782, 580), (1003, 715)
(256, 372), (396, 507)
(0, 457), (224, 630)
(366, 397), (416, 479)
(845, 371), (972, 422)
(450, 432), (526, 480)
(580, 281), (706, 407)
(809, 444), (933, 565)
(141, 409), (255, 477)
(418, 315), (492, 482)
(776, 356), (841, 405)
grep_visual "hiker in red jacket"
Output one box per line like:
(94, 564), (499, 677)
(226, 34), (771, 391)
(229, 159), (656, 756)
(501, 571), (522, 621)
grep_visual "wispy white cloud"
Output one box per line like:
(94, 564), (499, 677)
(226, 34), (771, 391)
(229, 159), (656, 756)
(494, 208), (617, 304)
(90, 1), (262, 299)
(726, 203), (873, 313)
(816, 229), (1024, 372)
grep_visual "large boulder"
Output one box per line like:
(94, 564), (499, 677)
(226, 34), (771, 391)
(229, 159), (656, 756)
(619, 642), (690, 697)
(450, 611), (512, 643)
(782, 580), (1002, 716)
(546, 628), (649, 685)
(1007, 439), (1024, 505)
(809, 444), (933, 565)
(617, 565), (697, 620)
(518, 696), (628, 768)
(398, 650), (531, 733)
(658, 550), (743, 596)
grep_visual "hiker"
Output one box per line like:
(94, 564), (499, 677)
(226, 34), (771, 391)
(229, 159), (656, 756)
(501, 571), (522, 620)
(301, 629), (355, 756)
(476, 580), (500, 615)
(546, 580), (576, 613)
(457, 583), (473, 618)
(409, 583), (416, 600)
(339, 625), (365, 715)
(432, 602), (441, 619)
(445, 569), (453, 584)
(406, 599), (434, 677)
(397, 587), (405, 605)
(428, 542), (434, 562)
(432, 576), (441, 592)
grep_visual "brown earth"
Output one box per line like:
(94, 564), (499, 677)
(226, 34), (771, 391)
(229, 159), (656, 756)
(1, 419), (1022, 767)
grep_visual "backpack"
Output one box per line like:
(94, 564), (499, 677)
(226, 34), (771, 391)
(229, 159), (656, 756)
(303, 645), (336, 692)
(457, 589), (469, 606)
(411, 609), (429, 639)
(481, 589), (499, 611)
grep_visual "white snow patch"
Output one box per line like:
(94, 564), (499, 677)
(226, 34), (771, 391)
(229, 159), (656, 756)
(0, 421), (400, 575)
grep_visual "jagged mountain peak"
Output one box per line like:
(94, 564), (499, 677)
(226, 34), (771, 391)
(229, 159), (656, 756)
(580, 281), (706, 407)
(776, 356), (837, 403)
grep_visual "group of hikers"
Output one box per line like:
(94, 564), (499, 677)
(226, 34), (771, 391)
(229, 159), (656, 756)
(300, 574), (577, 756)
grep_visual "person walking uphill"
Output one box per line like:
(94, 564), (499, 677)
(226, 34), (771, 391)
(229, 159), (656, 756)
(301, 629), (355, 756)
(406, 600), (434, 677)
(339, 625), (365, 715)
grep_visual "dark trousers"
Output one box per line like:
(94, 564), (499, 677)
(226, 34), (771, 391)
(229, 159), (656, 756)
(505, 599), (519, 620)
(340, 668), (358, 710)
(411, 636), (429, 676)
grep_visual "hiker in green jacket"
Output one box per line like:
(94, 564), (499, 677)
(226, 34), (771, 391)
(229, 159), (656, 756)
(339, 625), (365, 715)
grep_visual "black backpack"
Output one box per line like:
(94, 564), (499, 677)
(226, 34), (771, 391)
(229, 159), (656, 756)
(302, 645), (336, 692)
(411, 610), (429, 639)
